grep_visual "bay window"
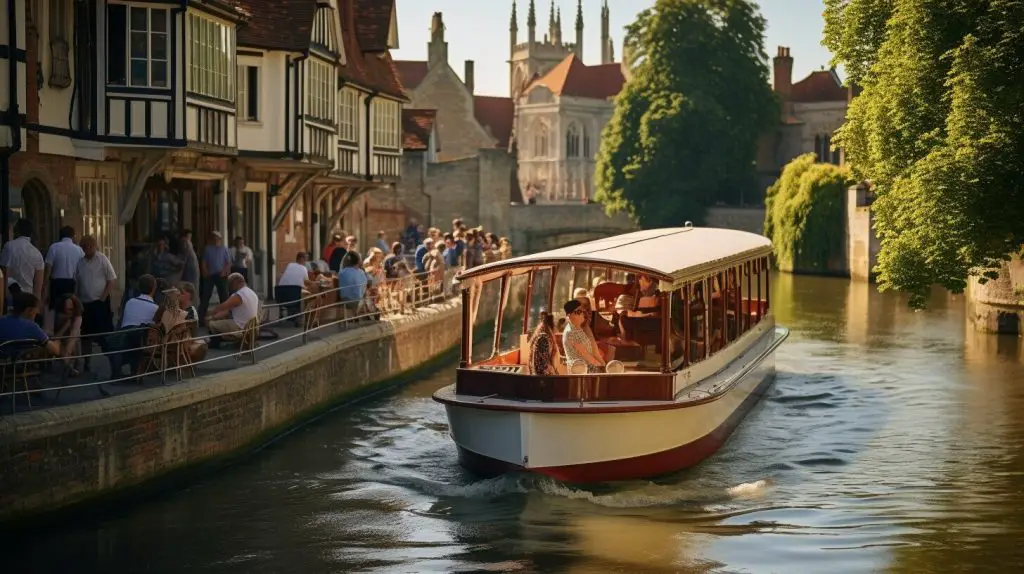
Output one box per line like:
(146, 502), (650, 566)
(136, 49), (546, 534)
(338, 88), (359, 142)
(372, 98), (399, 149)
(306, 59), (335, 122)
(187, 11), (234, 101)
(106, 4), (169, 88)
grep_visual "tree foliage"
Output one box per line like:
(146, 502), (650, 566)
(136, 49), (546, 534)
(765, 154), (854, 273)
(824, 0), (1024, 308)
(594, 0), (777, 227)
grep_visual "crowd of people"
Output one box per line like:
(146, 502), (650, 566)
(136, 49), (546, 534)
(401, 217), (513, 284)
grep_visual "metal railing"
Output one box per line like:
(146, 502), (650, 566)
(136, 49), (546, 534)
(0, 267), (462, 413)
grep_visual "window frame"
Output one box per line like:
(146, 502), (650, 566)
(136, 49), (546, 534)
(237, 64), (259, 122)
(306, 58), (335, 123)
(372, 98), (400, 150)
(186, 10), (235, 101)
(338, 87), (359, 143)
(106, 3), (171, 88)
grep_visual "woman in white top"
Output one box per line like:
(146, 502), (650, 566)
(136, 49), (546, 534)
(208, 273), (259, 340)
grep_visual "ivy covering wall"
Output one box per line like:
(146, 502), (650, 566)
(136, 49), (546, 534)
(764, 153), (854, 273)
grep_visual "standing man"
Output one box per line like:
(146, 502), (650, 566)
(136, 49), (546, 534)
(322, 232), (345, 265)
(180, 229), (200, 286)
(43, 225), (84, 332)
(376, 231), (389, 253)
(229, 235), (254, 282)
(199, 230), (230, 322)
(0, 219), (45, 316)
(74, 235), (116, 388)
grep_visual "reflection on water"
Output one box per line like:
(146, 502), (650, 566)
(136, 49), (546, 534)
(7, 275), (1024, 573)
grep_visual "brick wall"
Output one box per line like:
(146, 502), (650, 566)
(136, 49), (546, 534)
(7, 151), (79, 245)
(0, 300), (463, 521)
(704, 207), (766, 235)
(407, 66), (496, 161)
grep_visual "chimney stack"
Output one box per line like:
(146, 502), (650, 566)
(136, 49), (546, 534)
(428, 12), (448, 68)
(773, 46), (793, 99)
(465, 60), (475, 94)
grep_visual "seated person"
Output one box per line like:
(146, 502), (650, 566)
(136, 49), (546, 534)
(53, 294), (84, 377)
(180, 282), (200, 323)
(615, 274), (660, 318)
(153, 288), (207, 363)
(207, 273), (260, 344)
(528, 311), (565, 376)
(0, 292), (60, 359)
(277, 252), (315, 322)
(108, 274), (160, 380)
(562, 299), (606, 373)
(338, 251), (368, 313)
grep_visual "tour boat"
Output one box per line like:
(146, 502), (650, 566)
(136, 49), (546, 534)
(433, 226), (788, 483)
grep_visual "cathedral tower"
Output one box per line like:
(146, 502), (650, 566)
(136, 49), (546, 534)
(574, 0), (584, 60)
(600, 0), (612, 64)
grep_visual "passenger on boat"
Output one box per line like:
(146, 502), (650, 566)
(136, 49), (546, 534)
(528, 311), (565, 376)
(615, 274), (660, 318)
(562, 299), (606, 373)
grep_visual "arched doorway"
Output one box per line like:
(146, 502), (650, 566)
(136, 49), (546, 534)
(21, 178), (55, 251)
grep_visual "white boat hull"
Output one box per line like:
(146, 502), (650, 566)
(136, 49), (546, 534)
(439, 328), (784, 483)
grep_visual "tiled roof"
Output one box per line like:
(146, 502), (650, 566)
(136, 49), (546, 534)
(338, 0), (406, 99)
(790, 69), (848, 103)
(525, 54), (625, 100)
(402, 109), (437, 151)
(394, 60), (429, 92)
(474, 96), (515, 149)
(236, 0), (316, 52)
(354, 0), (394, 52)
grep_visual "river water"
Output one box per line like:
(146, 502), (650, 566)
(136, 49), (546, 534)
(9, 274), (1024, 573)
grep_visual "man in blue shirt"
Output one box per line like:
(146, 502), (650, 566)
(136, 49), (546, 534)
(199, 231), (231, 323)
(442, 233), (459, 267)
(0, 292), (60, 357)
(414, 238), (434, 275)
(338, 252), (368, 315)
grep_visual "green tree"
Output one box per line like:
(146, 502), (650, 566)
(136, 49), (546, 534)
(595, 0), (777, 227)
(764, 154), (854, 273)
(824, 0), (1024, 308)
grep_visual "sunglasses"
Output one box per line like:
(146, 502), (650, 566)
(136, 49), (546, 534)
(571, 309), (585, 315)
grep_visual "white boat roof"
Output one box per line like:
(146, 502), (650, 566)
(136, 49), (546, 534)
(458, 227), (772, 285)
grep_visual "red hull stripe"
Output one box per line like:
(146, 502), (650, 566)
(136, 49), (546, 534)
(457, 370), (776, 483)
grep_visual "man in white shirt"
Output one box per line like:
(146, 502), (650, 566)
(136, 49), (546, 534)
(229, 236), (255, 283)
(208, 272), (259, 344)
(108, 274), (158, 381)
(277, 252), (314, 325)
(75, 235), (117, 376)
(0, 219), (45, 310)
(44, 226), (84, 332)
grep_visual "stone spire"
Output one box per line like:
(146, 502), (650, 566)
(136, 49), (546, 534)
(600, 0), (612, 64)
(555, 7), (562, 45)
(511, 0), (518, 50)
(575, 0), (583, 60)
(527, 0), (536, 44)
(548, 1), (555, 43)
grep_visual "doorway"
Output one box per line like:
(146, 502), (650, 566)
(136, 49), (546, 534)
(21, 178), (55, 250)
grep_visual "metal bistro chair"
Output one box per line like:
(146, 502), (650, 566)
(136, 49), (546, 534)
(161, 321), (198, 382)
(237, 313), (261, 365)
(0, 339), (47, 412)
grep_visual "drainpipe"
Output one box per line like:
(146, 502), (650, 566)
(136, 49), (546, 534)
(1, 0), (23, 247)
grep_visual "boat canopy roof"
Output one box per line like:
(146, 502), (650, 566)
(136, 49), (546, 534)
(457, 227), (772, 287)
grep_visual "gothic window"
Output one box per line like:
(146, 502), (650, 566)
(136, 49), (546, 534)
(583, 127), (591, 158)
(566, 124), (581, 158)
(534, 123), (549, 158)
(48, 0), (71, 88)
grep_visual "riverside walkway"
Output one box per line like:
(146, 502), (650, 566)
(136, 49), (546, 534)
(0, 270), (459, 417)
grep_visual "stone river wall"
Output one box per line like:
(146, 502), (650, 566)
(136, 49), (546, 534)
(0, 300), (463, 523)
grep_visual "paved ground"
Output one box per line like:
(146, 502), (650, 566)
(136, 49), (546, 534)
(0, 311), (386, 416)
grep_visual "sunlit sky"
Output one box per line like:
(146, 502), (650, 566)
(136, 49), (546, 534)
(392, 0), (836, 98)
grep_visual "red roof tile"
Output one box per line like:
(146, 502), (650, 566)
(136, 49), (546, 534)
(525, 54), (625, 100)
(473, 96), (515, 149)
(403, 108), (437, 151)
(338, 0), (406, 99)
(394, 60), (429, 92)
(236, 0), (316, 52)
(354, 0), (394, 52)
(790, 70), (848, 103)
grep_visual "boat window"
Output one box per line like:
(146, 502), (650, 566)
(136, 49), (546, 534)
(571, 266), (590, 296)
(551, 264), (573, 316)
(724, 266), (739, 343)
(690, 280), (707, 363)
(670, 288), (686, 366)
(496, 272), (530, 354)
(525, 267), (553, 333)
(471, 278), (502, 363)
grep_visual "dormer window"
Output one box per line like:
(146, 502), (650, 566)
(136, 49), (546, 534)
(187, 12), (235, 101)
(106, 4), (170, 88)
(306, 59), (335, 122)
